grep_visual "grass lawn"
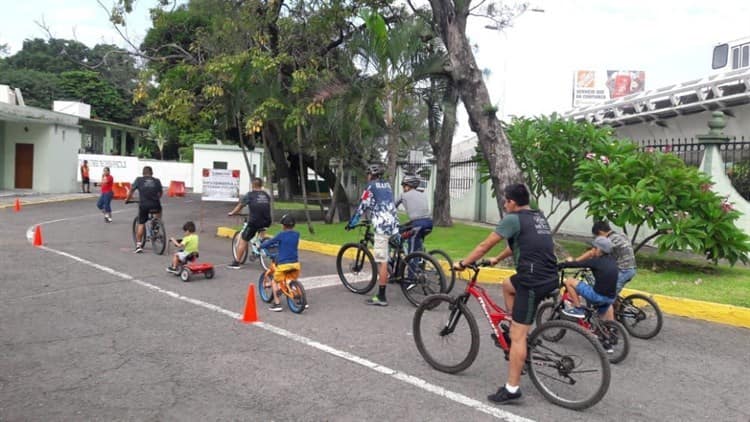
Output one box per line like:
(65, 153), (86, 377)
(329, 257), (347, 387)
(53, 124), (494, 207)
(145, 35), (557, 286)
(240, 218), (750, 308)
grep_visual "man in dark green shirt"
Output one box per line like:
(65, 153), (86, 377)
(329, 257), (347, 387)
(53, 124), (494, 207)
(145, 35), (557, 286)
(455, 183), (558, 404)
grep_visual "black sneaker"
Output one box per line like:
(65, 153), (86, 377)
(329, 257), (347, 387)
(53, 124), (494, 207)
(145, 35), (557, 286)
(166, 266), (178, 274)
(134, 245), (143, 254)
(269, 304), (283, 312)
(227, 261), (241, 269)
(366, 296), (388, 307)
(487, 386), (522, 403)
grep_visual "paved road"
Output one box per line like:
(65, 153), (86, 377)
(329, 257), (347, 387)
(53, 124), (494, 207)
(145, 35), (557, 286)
(1, 196), (749, 421)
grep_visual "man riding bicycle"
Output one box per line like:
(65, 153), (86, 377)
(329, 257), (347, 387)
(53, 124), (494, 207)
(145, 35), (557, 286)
(395, 174), (432, 254)
(125, 166), (163, 254)
(454, 183), (558, 404)
(227, 177), (272, 269)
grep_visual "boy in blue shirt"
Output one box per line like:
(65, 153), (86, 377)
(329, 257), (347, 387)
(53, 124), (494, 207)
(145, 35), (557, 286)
(260, 214), (301, 312)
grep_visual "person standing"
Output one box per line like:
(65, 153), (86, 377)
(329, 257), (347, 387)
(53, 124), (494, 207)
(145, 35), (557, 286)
(227, 177), (272, 269)
(96, 167), (114, 223)
(346, 163), (399, 306)
(124, 166), (163, 253)
(454, 183), (558, 404)
(80, 160), (90, 193)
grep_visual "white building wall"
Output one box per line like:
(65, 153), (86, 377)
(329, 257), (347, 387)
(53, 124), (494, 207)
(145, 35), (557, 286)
(192, 145), (264, 194)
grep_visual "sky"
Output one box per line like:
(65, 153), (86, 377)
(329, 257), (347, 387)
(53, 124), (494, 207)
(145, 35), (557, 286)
(2, 0), (749, 141)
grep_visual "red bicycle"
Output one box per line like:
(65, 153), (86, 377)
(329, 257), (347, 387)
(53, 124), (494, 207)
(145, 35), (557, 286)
(413, 261), (610, 410)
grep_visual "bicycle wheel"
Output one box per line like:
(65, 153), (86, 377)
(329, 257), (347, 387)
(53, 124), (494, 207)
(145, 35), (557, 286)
(286, 280), (307, 314)
(527, 320), (611, 410)
(616, 293), (663, 339)
(413, 294), (479, 374)
(151, 219), (166, 255)
(131, 217), (138, 247)
(400, 251), (446, 307)
(597, 320), (630, 364)
(336, 243), (377, 294)
(259, 246), (278, 271)
(258, 272), (274, 303)
(535, 301), (566, 341)
(231, 232), (248, 264)
(428, 249), (456, 293)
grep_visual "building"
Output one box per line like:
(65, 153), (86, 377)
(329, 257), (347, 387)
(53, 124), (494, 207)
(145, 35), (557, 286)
(0, 86), (147, 193)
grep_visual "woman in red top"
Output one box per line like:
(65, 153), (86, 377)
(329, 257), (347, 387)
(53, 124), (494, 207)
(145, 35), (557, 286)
(97, 167), (114, 223)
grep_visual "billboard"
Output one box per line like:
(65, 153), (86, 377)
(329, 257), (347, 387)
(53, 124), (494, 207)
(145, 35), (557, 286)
(573, 70), (646, 107)
(201, 168), (241, 202)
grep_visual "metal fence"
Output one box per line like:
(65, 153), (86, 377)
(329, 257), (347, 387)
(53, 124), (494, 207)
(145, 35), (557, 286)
(398, 155), (480, 199)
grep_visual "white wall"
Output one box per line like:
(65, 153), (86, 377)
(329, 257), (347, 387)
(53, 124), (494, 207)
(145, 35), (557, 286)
(192, 145), (264, 195)
(3, 121), (79, 192)
(140, 159), (193, 188)
(77, 154), (193, 188)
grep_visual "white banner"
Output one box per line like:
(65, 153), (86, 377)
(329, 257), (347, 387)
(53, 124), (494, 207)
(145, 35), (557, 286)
(201, 168), (240, 202)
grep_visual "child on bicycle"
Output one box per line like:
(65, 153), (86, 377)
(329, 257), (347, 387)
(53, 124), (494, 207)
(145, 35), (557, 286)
(166, 221), (199, 274)
(260, 214), (300, 312)
(558, 236), (618, 320)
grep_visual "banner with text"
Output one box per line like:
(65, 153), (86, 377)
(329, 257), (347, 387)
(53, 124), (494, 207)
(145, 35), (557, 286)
(201, 168), (240, 202)
(572, 70), (646, 108)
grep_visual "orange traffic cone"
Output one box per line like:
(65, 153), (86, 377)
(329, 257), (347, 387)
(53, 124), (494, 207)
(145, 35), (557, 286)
(14, 198), (21, 212)
(241, 284), (260, 323)
(33, 225), (43, 247)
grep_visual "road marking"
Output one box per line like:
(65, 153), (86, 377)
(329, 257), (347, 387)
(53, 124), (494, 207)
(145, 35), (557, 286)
(297, 274), (343, 290)
(37, 243), (533, 422)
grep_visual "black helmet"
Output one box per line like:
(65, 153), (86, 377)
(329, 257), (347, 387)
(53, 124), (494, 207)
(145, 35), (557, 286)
(401, 175), (421, 188)
(280, 214), (296, 227)
(366, 163), (384, 177)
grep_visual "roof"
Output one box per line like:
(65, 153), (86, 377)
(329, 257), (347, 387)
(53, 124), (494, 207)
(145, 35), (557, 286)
(79, 117), (147, 133)
(0, 101), (79, 127)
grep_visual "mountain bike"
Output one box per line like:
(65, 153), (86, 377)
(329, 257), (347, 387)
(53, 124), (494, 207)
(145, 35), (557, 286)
(126, 200), (166, 255)
(413, 261), (610, 410)
(400, 222), (457, 294)
(535, 269), (630, 364)
(230, 215), (276, 270)
(257, 258), (307, 314)
(613, 291), (663, 339)
(336, 221), (446, 306)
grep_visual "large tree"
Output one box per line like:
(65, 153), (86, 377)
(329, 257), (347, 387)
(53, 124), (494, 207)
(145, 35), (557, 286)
(427, 0), (523, 211)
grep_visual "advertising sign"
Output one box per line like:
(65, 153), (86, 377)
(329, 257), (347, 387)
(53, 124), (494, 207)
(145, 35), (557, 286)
(201, 168), (240, 202)
(573, 70), (646, 107)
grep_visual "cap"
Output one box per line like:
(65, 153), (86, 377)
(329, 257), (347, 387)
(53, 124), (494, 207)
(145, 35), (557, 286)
(591, 236), (613, 254)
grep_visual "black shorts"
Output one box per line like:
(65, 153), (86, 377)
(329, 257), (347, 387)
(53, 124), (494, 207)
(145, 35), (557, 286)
(137, 204), (162, 224)
(82, 177), (90, 184)
(510, 274), (558, 325)
(241, 222), (268, 242)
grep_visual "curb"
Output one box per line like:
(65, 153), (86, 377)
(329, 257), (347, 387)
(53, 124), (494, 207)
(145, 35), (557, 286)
(216, 226), (750, 329)
(0, 195), (94, 209)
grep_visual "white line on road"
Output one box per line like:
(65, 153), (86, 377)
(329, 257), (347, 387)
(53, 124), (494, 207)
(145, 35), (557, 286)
(297, 274), (343, 290)
(30, 222), (532, 422)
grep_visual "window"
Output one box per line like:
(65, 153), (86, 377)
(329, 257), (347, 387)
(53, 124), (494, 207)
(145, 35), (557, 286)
(712, 43), (728, 69)
(213, 161), (228, 170)
(732, 47), (740, 69)
(252, 164), (257, 177)
(742, 44), (750, 68)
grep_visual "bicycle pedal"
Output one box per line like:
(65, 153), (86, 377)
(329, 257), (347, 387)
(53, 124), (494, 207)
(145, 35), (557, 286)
(490, 334), (503, 349)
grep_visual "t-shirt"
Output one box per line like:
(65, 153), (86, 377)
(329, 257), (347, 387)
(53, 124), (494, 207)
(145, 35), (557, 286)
(241, 190), (272, 227)
(396, 189), (431, 221)
(608, 231), (636, 270)
(495, 209), (558, 286)
(558, 255), (618, 299)
(101, 175), (113, 194)
(182, 233), (199, 254)
(353, 179), (399, 236)
(261, 230), (300, 265)
(81, 165), (89, 178)
(131, 176), (163, 207)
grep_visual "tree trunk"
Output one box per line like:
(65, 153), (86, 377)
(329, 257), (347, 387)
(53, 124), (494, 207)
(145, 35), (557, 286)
(297, 124), (315, 234)
(266, 122), (292, 200)
(429, 78), (458, 227)
(261, 126), (275, 222)
(428, 0), (523, 213)
(384, 90), (399, 188)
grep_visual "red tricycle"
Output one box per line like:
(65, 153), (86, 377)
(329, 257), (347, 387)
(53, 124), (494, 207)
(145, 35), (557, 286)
(173, 251), (215, 282)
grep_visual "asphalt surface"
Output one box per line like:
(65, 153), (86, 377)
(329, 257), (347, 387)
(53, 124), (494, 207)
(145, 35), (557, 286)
(1, 196), (749, 421)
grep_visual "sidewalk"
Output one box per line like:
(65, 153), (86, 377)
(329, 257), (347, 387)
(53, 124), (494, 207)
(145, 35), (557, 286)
(0, 190), (94, 209)
(216, 225), (750, 330)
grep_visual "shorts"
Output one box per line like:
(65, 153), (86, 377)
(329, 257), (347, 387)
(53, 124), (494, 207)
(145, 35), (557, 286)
(509, 274), (558, 325)
(575, 282), (615, 314)
(616, 268), (636, 294)
(137, 204), (162, 224)
(241, 222), (268, 242)
(273, 262), (301, 282)
(82, 177), (90, 184)
(176, 251), (190, 262)
(373, 233), (389, 263)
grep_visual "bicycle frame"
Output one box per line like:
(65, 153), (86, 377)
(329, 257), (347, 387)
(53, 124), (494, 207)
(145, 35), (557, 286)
(457, 267), (512, 350)
(264, 261), (298, 299)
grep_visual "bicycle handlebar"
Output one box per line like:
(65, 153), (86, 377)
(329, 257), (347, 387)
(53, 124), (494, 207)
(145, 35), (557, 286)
(125, 200), (138, 204)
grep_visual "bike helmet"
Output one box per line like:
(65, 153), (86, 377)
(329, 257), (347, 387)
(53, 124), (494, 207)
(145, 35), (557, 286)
(366, 163), (384, 177)
(280, 213), (296, 227)
(401, 175), (421, 188)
